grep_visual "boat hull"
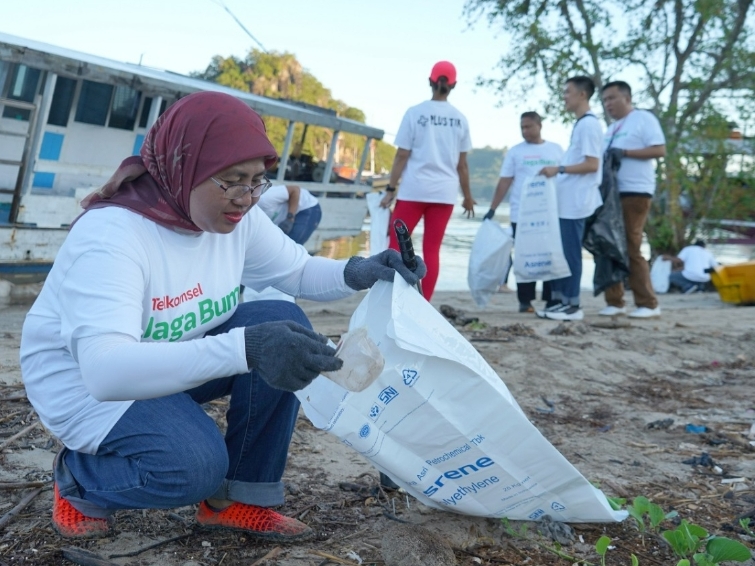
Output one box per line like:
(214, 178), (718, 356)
(0, 183), (370, 284)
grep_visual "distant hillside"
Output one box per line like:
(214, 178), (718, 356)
(468, 146), (507, 203)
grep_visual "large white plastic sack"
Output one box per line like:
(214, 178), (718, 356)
(297, 276), (626, 522)
(650, 256), (672, 294)
(366, 192), (390, 255)
(467, 220), (513, 308)
(514, 176), (571, 283)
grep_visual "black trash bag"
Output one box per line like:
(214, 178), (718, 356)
(583, 150), (629, 296)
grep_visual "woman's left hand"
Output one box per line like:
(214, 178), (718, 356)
(343, 249), (427, 291)
(462, 195), (476, 218)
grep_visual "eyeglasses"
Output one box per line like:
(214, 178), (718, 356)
(210, 176), (272, 200)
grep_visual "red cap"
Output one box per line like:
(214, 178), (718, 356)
(430, 61), (457, 85)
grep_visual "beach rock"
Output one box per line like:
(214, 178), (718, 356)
(536, 514), (575, 545)
(381, 523), (457, 566)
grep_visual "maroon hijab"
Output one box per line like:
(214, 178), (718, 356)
(80, 91), (278, 231)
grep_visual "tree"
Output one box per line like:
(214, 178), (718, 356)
(192, 50), (395, 174)
(465, 0), (755, 252)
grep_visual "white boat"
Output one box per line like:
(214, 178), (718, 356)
(0, 33), (384, 284)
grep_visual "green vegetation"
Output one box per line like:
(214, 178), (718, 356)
(499, 494), (751, 565)
(468, 146), (507, 203)
(465, 0), (755, 253)
(192, 50), (396, 174)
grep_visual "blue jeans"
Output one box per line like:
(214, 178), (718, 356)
(56, 300), (306, 519)
(549, 218), (586, 306)
(669, 271), (699, 293)
(288, 204), (322, 246)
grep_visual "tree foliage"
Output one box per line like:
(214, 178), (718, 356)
(192, 50), (395, 174)
(465, 0), (755, 252)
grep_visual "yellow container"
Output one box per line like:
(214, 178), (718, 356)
(709, 261), (755, 305)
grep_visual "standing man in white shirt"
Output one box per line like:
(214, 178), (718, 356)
(483, 112), (564, 312)
(599, 80), (667, 318)
(538, 76), (604, 321)
(256, 183), (321, 246)
(380, 60), (475, 302)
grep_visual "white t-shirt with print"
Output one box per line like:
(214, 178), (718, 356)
(603, 110), (666, 196)
(394, 100), (472, 205)
(499, 141), (564, 223)
(678, 245), (717, 282)
(257, 184), (319, 225)
(20, 206), (352, 454)
(556, 112), (604, 219)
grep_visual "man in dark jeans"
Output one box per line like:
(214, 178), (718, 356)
(537, 76), (604, 321)
(484, 112), (564, 312)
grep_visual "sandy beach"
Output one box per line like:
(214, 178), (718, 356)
(1, 288), (754, 565)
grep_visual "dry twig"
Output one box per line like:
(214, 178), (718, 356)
(0, 486), (45, 529)
(250, 546), (282, 565)
(0, 421), (39, 452)
(107, 533), (192, 559)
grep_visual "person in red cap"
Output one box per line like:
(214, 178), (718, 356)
(380, 60), (475, 301)
(19, 91), (426, 542)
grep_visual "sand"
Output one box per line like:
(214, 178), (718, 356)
(0, 288), (754, 565)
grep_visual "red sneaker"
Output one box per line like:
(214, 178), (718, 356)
(195, 501), (313, 541)
(52, 483), (110, 538)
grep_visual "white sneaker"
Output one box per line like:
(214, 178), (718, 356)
(536, 303), (567, 319)
(598, 306), (627, 316)
(544, 306), (584, 321)
(628, 306), (661, 319)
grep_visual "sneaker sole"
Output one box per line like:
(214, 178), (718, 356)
(544, 312), (584, 321)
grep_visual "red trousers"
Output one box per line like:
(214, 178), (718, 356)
(388, 200), (454, 302)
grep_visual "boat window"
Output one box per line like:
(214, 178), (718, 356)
(108, 86), (141, 130)
(47, 77), (77, 127)
(0, 62), (10, 97)
(1, 64), (42, 121)
(138, 97), (153, 128)
(138, 97), (168, 128)
(75, 80), (114, 126)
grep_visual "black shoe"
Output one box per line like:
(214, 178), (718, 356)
(519, 303), (534, 313)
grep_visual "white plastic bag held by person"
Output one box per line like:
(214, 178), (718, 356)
(366, 192), (390, 255)
(468, 220), (513, 307)
(296, 275), (626, 522)
(514, 176), (571, 283)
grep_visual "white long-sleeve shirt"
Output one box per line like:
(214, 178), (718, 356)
(20, 206), (353, 453)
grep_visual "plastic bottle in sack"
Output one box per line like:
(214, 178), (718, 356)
(322, 327), (384, 392)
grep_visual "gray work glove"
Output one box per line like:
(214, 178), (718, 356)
(343, 249), (427, 291)
(279, 213), (295, 234)
(244, 321), (342, 392)
(483, 209), (495, 221)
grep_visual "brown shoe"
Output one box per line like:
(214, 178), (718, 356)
(196, 501), (313, 541)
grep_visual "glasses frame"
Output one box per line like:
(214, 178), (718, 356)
(210, 176), (272, 200)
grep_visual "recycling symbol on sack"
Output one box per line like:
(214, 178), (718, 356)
(402, 369), (419, 386)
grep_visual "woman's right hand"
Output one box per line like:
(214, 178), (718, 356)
(244, 321), (342, 391)
(380, 192), (396, 208)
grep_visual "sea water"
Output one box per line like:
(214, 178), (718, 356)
(318, 203), (755, 293)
